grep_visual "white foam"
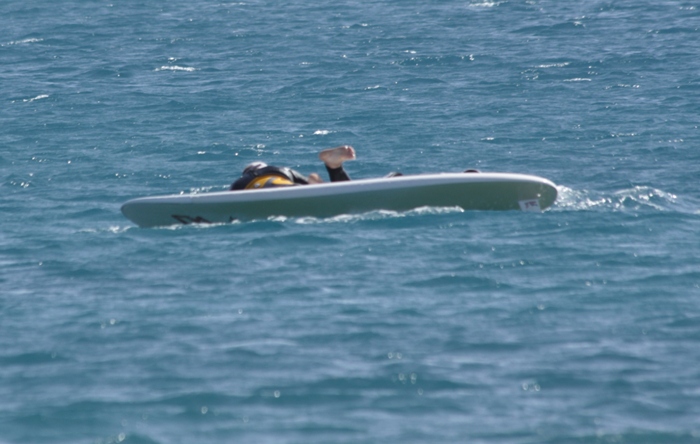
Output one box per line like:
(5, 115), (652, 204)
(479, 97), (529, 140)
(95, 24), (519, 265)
(536, 62), (570, 69)
(292, 206), (465, 225)
(469, 1), (502, 7)
(155, 66), (197, 72)
(23, 94), (49, 102)
(2, 38), (43, 47)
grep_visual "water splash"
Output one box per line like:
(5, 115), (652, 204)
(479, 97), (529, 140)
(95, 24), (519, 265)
(554, 185), (696, 213)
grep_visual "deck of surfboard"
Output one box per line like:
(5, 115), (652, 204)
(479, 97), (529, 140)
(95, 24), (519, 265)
(121, 172), (558, 227)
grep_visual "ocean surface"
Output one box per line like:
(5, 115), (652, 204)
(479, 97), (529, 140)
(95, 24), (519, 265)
(2, 1), (700, 442)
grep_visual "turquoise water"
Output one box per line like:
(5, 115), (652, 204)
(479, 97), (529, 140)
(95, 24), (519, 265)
(2, 1), (700, 443)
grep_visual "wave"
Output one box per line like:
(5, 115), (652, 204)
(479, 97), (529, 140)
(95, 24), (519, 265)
(554, 185), (698, 214)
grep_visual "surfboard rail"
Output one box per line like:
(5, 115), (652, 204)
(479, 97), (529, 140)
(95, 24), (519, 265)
(121, 172), (557, 227)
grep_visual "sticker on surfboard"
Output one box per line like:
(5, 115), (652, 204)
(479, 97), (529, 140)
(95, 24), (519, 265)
(518, 198), (541, 212)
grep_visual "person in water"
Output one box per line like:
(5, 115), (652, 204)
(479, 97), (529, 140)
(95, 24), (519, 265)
(230, 145), (356, 191)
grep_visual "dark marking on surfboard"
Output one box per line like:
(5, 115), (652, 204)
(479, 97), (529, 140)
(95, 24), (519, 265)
(171, 215), (212, 225)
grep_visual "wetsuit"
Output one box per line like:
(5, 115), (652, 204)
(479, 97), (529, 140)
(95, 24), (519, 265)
(230, 165), (350, 191)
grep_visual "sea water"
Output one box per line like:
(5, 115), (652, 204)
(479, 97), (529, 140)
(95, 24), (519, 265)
(2, 1), (700, 443)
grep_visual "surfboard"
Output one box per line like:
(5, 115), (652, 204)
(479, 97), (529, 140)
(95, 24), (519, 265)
(121, 172), (558, 227)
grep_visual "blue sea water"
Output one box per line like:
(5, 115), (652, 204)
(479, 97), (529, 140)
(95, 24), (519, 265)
(2, 0), (700, 442)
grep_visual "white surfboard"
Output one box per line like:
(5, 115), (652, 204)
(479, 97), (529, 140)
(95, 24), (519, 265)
(121, 172), (557, 227)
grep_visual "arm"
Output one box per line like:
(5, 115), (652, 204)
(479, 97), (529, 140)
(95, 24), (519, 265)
(286, 168), (310, 185)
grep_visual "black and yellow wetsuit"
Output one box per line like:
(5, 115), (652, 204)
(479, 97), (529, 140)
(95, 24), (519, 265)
(230, 165), (350, 191)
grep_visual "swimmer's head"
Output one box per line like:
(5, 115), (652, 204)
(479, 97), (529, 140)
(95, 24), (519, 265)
(243, 161), (267, 174)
